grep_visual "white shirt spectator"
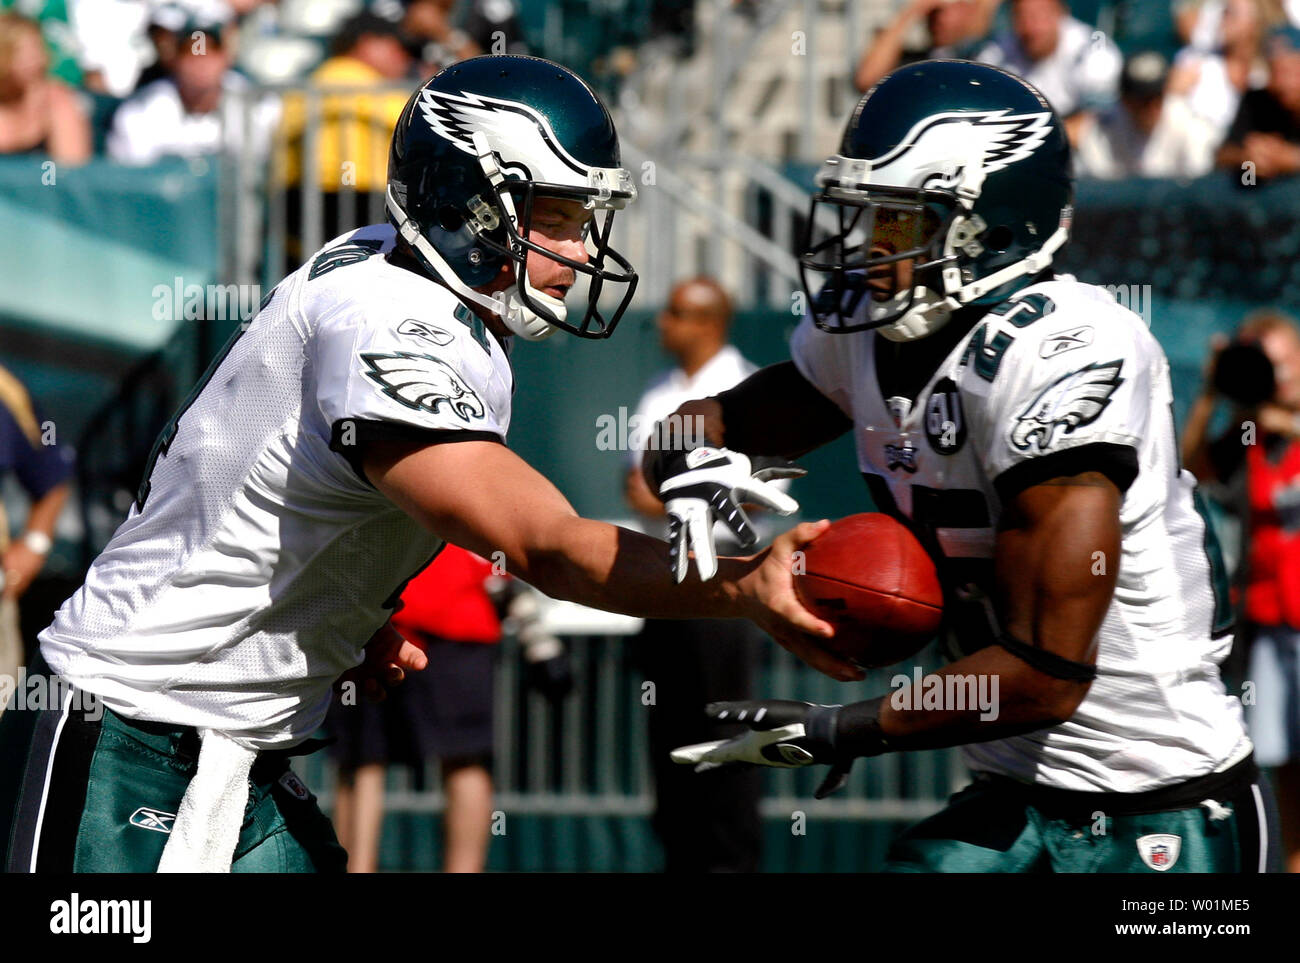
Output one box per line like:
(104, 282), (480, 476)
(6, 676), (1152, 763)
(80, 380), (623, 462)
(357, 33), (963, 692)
(627, 344), (755, 467)
(978, 15), (1123, 116)
(1074, 96), (1219, 179)
(1186, 0), (1300, 50)
(70, 0), (153, 97)
(107, 72), (279, 165)
(1172, 47), (1269, 142)
(627, 344), (785, 542)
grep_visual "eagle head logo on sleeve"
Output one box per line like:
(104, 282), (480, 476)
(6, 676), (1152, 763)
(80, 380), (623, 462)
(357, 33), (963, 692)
(361, 352), (487, 423)
(1010, 360), (1124, 455)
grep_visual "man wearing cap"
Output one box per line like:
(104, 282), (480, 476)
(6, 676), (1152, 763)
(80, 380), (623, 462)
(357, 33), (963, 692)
(976, 0), (1122, 143)
(107, 15), (279, 165)
(1075, 49), (1219, 179)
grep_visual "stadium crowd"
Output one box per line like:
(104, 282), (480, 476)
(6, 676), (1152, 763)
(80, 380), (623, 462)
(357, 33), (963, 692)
(0, 0), (1297, 182)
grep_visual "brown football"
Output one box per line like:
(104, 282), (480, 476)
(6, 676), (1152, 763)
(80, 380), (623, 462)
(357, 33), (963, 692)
(794, 513), (944, 669)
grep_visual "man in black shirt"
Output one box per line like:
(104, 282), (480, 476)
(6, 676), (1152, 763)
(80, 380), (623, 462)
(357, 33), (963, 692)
(1217, 26), (1300, 182)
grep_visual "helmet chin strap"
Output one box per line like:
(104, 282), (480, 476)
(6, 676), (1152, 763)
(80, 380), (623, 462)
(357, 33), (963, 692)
(877, 292), (959, 342)
(387, 186), (566, 342)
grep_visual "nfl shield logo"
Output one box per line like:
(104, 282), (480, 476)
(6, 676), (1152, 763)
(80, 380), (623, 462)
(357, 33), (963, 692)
(1136, 833), (1182, 871)
(885, 396), (912, 428)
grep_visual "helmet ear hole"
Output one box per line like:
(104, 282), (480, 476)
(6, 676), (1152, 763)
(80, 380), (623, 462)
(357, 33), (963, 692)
(437, 205), (465, 232)
(984, 226), (1014, 252)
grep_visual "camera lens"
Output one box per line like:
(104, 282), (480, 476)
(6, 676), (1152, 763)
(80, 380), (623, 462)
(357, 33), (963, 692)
(1213, 343), (1277, 407)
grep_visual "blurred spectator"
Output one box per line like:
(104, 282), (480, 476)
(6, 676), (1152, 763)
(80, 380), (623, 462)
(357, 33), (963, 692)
(107, 20), (279, 164)
(134, 3), (202, 92)
(854, 0), (1000, 94)
(1216, 25), (1300, 181)
(1075, 50), (1218, 179)
(403, 0), (481, 68)
(648, 0), (696, 55)
(0, 11), (89, 163)
(976, 0), (1122, 143)
(1170, 0), (1280, 147)
(278, 10), (412, 265)
(464, 0), (528, 56)
(327, 546), (570, 872)
(625, 278), (767, 874)
(70, 0), (158, 96)
(0, 0), (83, 86)
(0, 364), (72, 716)
(1182, 310), (1300, 873)
(328, 547), (501, 873)
(1177, 0), (1295, 51)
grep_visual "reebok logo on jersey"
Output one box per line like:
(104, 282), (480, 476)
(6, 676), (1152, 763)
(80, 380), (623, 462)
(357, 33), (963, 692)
(1040, 325), (1094, 358)
(1009, 360), (1124, 455)
(128, 807), (176, 834)
(1136, 834), (1181, 871)
(397, 319), (455, 346)
(361, 352), (486, 422)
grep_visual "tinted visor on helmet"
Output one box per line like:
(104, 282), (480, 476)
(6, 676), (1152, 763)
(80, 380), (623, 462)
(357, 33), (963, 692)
(800, 184), (960, 333)
(477, 173), (638, 339)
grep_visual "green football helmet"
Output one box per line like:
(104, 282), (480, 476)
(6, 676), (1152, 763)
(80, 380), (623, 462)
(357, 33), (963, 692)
(801, 60), (1074, 341)
(387, 55), (637, 341)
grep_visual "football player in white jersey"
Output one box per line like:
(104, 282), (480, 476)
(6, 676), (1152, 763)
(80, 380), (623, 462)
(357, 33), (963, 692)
(0, 56), (850, 873)
(652, 60), (1279, 872)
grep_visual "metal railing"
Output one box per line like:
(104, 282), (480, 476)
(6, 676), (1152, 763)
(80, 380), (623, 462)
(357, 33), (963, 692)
(303, 625), (965, 830)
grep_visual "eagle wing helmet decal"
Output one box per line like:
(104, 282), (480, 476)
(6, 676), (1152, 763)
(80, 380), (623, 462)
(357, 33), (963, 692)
(865, 109), (1055, 188)
(417, 87), (588, 180)
(362, 352), (487, 423)
(1010, 360), (1124, 455)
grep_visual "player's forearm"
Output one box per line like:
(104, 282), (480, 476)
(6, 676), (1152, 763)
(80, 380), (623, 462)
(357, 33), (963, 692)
(518, 514), (752, 620)
(842, 645), (1093, 755)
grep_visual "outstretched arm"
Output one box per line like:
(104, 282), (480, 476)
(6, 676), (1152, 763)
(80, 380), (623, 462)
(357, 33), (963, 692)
(364, 437), (865, 681)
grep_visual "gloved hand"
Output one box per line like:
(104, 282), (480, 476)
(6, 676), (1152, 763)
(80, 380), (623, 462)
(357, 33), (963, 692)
(670, 698), (877, 799)
(651, 446), (804, 583)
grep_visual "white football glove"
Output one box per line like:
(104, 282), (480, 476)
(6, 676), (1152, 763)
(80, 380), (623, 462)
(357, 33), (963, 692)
(670, 700), (856, 799)
(653, 447), (803, 583)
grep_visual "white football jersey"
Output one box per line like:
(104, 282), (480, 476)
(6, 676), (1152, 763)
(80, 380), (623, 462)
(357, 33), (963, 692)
(791, 277), (1251, 791)
(41, 224), (514, 749)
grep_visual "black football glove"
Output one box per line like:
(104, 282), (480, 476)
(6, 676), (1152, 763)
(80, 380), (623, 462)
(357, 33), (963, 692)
(650, 446), (804, 583)
(670, 698), (888, 799)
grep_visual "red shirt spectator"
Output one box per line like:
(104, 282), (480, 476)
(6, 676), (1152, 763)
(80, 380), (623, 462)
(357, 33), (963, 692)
(391, 545), (500, 644)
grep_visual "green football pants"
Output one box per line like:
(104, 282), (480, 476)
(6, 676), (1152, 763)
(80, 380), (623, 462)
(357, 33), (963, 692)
(0, 660), (346, 873)
(885, 765), (1281, 873)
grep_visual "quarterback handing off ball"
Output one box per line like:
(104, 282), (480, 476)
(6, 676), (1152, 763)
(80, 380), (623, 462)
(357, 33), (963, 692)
(794, 514), (942, 669)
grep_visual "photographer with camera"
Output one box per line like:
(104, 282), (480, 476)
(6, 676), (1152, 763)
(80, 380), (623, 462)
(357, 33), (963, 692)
(1184, 309), (1300, 873)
